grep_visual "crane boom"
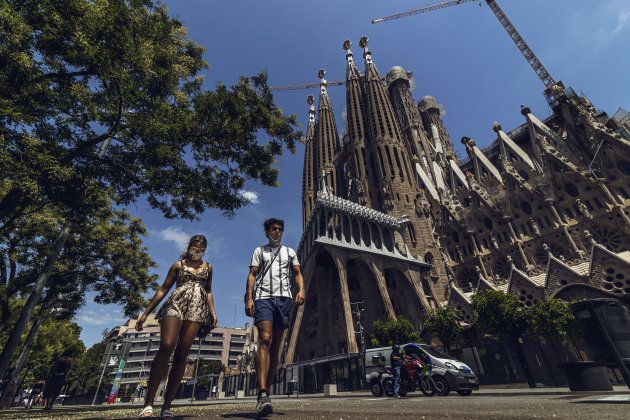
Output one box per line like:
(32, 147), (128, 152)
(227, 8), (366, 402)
(485, 0), (555, 87)
(372, 0), (557, 90)
(371, 0), (476, 24)
(269, 77), (386, 92)
(269, 80), (346, 92)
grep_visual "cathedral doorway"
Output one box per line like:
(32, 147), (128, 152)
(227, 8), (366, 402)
(347, 258), (388, 340)
(384, 268), (424, 331)
(295, 248), (349, 361)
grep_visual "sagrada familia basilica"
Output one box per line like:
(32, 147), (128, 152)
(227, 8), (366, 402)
(285, 37), (630, 364)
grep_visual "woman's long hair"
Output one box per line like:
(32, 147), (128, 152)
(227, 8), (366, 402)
(180, 235), (208, 260)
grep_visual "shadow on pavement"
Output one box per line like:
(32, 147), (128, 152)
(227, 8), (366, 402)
(221, 411), (287, 419)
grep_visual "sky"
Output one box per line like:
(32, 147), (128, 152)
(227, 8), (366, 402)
(76, 0), (630, 346)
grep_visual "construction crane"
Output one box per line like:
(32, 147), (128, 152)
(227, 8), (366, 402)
(269, 80), (346, 92)
(372, 0), (558, 96)
(270, 77), (387, 92)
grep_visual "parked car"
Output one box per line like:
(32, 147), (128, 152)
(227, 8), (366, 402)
(365, 343), (479, 396)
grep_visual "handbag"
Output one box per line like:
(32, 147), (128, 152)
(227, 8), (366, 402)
(244, 246), (282, 316)
(198, 313), (215, 339)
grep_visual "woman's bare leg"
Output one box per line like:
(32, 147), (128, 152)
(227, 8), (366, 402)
(144, 317), (182, 407)
(161, 321), (201, 410)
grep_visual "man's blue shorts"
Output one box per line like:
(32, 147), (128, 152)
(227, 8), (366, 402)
(254, 297), (293, 330)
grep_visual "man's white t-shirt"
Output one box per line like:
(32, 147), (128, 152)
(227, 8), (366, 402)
(249, 245), (299, 300)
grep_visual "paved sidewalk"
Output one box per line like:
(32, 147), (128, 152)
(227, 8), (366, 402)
(158, 384), (630, 406)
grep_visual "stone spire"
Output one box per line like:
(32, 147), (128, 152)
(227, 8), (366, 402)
(358, 37), (448, 292)
(359, 36), (415, 212)
(314, 68), (340, 197)
(418, 96), (458, 163)
(343, 39), (371, 206)
(302, 95), (317, 228)
(387, 67), (435, 176)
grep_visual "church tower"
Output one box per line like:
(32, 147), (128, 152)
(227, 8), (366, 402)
(314, 69), (341, 196)
(343, 40), (372, 207)
(301, 95), (316, 228)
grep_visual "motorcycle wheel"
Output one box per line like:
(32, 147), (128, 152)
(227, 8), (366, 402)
(371, 381), (384, 397)
(383, 378), (395, 397)
(419, 376), (436, 396)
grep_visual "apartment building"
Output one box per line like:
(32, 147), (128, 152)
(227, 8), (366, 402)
(103, 314), (250, 394)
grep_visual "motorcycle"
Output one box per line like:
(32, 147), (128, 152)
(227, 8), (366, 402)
(382, 355), (436, 397)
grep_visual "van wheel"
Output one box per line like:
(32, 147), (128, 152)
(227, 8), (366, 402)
(371, 381), (384, 397)
(433, 376), (450, 396)
(457, 390), (472, 396)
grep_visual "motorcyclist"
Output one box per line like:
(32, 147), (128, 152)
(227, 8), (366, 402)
(390, 344), (403, 398)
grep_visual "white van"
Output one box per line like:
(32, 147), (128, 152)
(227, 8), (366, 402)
(365, 343), (479, 396)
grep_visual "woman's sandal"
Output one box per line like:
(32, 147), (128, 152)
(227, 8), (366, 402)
(160, 408), (174, 419)
(138, 405), (153, 418)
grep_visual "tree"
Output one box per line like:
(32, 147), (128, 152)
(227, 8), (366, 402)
(0, 0), (302, 232)
(470, 289), (528, 338)
(1, 316), (85, 387)
(66, 341), (108, 396)
(197, 360), (224, 377)
(527, 299), (581, 340)
(195, 359), (223, 391)
(0, 199), (159, 329)
(471, 290), (535, 387)
(424, 307), (464, 352)
(369, 317), (422, 348)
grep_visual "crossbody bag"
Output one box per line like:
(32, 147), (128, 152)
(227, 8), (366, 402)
(244, 246), (282, 314)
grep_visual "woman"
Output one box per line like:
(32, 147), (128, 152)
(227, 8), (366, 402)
(42, 349), (73, 410)
(136, 235), (218, 419)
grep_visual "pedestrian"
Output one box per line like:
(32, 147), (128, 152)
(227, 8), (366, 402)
(245, 218), (305, 419)
(135, 235), (218, 419)
(42, 349), (73, 410)
(211, 384), (218, 399)
(390, 344), (403, 398)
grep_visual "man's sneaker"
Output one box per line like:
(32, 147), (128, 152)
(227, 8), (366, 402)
(256, 395), (273, 418)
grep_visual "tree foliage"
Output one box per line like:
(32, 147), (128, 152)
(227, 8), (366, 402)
(0, 0), (302, 228)
(424, 307), (464, 351)
(369, 317), (422, 348)
(0, 199), (159, 328)
(471, 290), (528, 338)
(198, 359), (223, 377)
(66, 341), (109, 396)
(0, 312), (85, 387)
(527, 299), (581, 340)
(471, 291), (581, 341)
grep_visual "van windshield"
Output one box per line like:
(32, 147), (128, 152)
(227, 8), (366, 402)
(419, 345), (451, 359)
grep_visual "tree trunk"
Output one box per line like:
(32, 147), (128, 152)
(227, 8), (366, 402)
(511, 335), (537, 388)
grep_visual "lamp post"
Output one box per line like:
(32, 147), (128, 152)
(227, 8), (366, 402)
(190, 339), (202, 403)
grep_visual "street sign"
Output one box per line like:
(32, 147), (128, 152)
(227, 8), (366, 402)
(186, 379), (197, 386)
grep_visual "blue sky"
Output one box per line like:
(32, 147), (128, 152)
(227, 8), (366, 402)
(76, 0), (630, 346)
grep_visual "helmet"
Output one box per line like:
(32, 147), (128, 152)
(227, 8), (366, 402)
(392, 344), (400, 351)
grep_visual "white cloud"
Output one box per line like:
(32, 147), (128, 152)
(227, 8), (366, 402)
(239, 189), (260, 204)
(77, 310), (124, 326)
(156, 226), (191, 253)
(154, 225), (225, 258)
(566, 1), (630, 53)
(614, 10), (630, 34)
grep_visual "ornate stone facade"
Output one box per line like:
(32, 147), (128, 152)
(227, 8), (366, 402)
(286, 38), (630, 364)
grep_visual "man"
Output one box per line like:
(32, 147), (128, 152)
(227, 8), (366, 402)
(390, 344), (403, 398)
(245, 218), (305, 418)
